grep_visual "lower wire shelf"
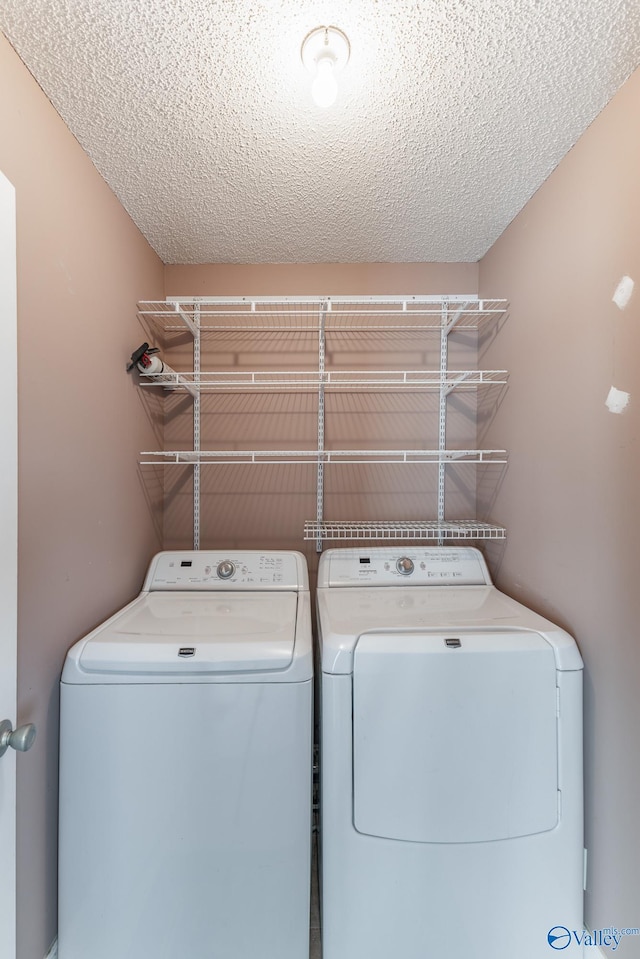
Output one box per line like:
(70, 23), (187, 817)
(303, 520), (506, 542)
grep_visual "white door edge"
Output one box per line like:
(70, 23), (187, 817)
(0, 168), (18, 959)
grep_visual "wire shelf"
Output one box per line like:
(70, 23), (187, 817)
(138, 369), (509, 392)
(303, 520), (506, 542)
(137, 296), (508, 334)
(140, 449), (508, 465)
(135, 293), (509, 549)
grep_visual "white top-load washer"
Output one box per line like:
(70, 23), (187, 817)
(59, 550), (313, 959)
(317, 546), (583, 959)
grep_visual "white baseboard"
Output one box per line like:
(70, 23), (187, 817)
(44, 936), (57, 959)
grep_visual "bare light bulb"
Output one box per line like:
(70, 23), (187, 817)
(301, 26), (349, 110)
(311, 56), (338, 108)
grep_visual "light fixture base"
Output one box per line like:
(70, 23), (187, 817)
(301, 25), (351, 74)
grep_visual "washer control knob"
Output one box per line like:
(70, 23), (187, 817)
(216, 560), (236, 580)
(396, 557), (415, 575)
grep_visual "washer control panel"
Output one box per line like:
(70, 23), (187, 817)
(318, 547), (491, 588)
(144, 551), (308, 590)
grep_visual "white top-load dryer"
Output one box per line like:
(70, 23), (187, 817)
(59, 550), (313, 959)
(317, 547), (583, 959)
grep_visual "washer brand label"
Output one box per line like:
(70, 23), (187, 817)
(178, 647), (196, 657)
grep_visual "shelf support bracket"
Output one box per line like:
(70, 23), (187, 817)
(316, 300), (328, 552)
(444, 301), (471, 336)
(193, 302), (201, 550)
(172, 301), (199, 338)
(437, 298), (449, 545)
(443, 369), (474, 397)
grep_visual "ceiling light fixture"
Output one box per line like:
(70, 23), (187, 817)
(301, 26), (350, 109)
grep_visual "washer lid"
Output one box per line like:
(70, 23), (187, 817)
(77, 592), (299, 674)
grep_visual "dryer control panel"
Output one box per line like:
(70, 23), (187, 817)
(144, 551), (309, 591)
(318, 547), (492, 587)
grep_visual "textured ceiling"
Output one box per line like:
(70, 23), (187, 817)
(1, 0), (640, 264)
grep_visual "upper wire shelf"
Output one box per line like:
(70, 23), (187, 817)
(137, 296), (508, 334)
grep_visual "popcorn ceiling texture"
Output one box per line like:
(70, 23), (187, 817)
(1, 0), (639, 264)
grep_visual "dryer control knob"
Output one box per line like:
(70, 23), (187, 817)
(396, 557), (414, 575)
(216, 560), (236, 579)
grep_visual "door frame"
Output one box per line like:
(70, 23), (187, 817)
(0, 167), (18, 959)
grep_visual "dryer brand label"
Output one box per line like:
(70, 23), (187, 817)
(178, 647), (196, 657)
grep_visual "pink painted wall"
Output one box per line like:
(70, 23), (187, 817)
(479, 67), (640, 951)
(0, 34), (164, 959)
(165, 261), (478, 297)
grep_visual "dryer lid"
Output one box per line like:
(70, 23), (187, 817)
(317, 585), (583, 672)
(76, 592), (299, 675)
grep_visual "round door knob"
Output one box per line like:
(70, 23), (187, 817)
(0, 719), (36, 758)
(396, 557), (415, 575)
(216, 560), (236, 580)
